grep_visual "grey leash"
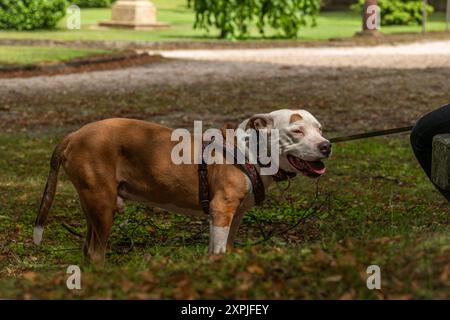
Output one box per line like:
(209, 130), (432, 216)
(329, 125), (414, 143)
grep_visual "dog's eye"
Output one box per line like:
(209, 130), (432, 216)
(292, 129), (304, 135)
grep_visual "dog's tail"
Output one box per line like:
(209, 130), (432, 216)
(33, 140), (67, 245)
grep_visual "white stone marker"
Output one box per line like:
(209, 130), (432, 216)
(99, 0), (169, 30)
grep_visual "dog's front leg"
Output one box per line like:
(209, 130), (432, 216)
(209, 220), (230, 255)
(208, 197), (241, 255)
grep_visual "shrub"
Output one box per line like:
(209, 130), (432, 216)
(351, 0), (434, 26)
(73, 0), (111, 8)
(188, 0), (321, 39)
(0, 0), (68, 30)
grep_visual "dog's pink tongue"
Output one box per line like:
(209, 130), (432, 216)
(307, 161), (326, 174)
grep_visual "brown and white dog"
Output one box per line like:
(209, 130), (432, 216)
(33, 109), (331, 265)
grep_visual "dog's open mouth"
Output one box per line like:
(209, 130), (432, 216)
(287, 155), (326, 178)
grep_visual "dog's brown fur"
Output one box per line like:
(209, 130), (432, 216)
(35, 118), (252, 265)
(35, 109), (330, 265)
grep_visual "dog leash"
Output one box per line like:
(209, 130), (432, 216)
(329, 125), (414, 143)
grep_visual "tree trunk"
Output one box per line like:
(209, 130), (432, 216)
(362, 0), (378, 32)
(219, 29), (228, 39)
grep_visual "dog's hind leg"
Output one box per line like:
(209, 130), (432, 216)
(82, 220), (92, 259)
(226, 208), (246, 252)
(78, 187), (116, 266)
(78, 198), (93, 259)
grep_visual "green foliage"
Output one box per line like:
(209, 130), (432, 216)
(188, 0), (321, 39)
(351, 0), (434, 26)
(73, 0), (112, 8)
(257, 0), (321, 38)
(0, 0), (68, 30)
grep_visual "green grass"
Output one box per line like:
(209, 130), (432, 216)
(0, 46), (110, 66)
(0, 132), (448, 299)
(0, 1), (448, 42)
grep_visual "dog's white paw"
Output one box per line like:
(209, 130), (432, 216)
(213, 244), (227, 255)
(210, 225), (229, 254)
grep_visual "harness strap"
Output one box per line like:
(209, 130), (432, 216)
(198, 139), (266, 215)
(241, 162), (265, 205)
(198, 141), (211, 215)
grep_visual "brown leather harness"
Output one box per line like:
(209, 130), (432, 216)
(198, 138), (295, 215)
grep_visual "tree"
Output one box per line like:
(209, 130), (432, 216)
(188, 0), (321, 39)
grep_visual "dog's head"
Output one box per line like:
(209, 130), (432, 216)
(244, 109), (331, 178)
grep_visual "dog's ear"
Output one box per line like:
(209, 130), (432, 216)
(245, 114), (274, 131)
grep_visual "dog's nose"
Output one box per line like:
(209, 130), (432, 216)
(318, 141), (332, 156)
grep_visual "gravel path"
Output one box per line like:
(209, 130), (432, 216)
(152, 40), (450, 69)
(2, 40), (450, 99)
(2, 40), (450, 133)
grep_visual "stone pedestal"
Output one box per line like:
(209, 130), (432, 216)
(355, 30), (381, 37)
(432, 134), (450, 190)
(99, 0), (169, 30)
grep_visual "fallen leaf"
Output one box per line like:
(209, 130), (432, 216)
(324, 275), (343, 282)
(339, 290), (355, 300)
(209, 254), (224, 262)
(313, 249), (331, 264)
(440, 265), (450, 283)
(22, 271), (38, 282)
(247, 264), (264, 275)
(337, 252), (357, 267)
(389, 294), (413, 300)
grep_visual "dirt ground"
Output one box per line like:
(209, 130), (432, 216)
(0, 52), (163, 79)
(1, 40), (450, 136)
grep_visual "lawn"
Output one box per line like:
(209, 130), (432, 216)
(0, 46), (110, 66)
(0, 66), (449, 298)
(0, 131), (448, 299)
(0, 0), (448, 42)
(0, 27), (449, 299)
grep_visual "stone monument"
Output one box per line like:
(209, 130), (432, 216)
(99, 0), (169, 30)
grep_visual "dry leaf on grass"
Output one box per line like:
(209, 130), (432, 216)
(247, 264), (264, 275)
(324, 275), (343, 282)
(22, 271), (38, 282)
